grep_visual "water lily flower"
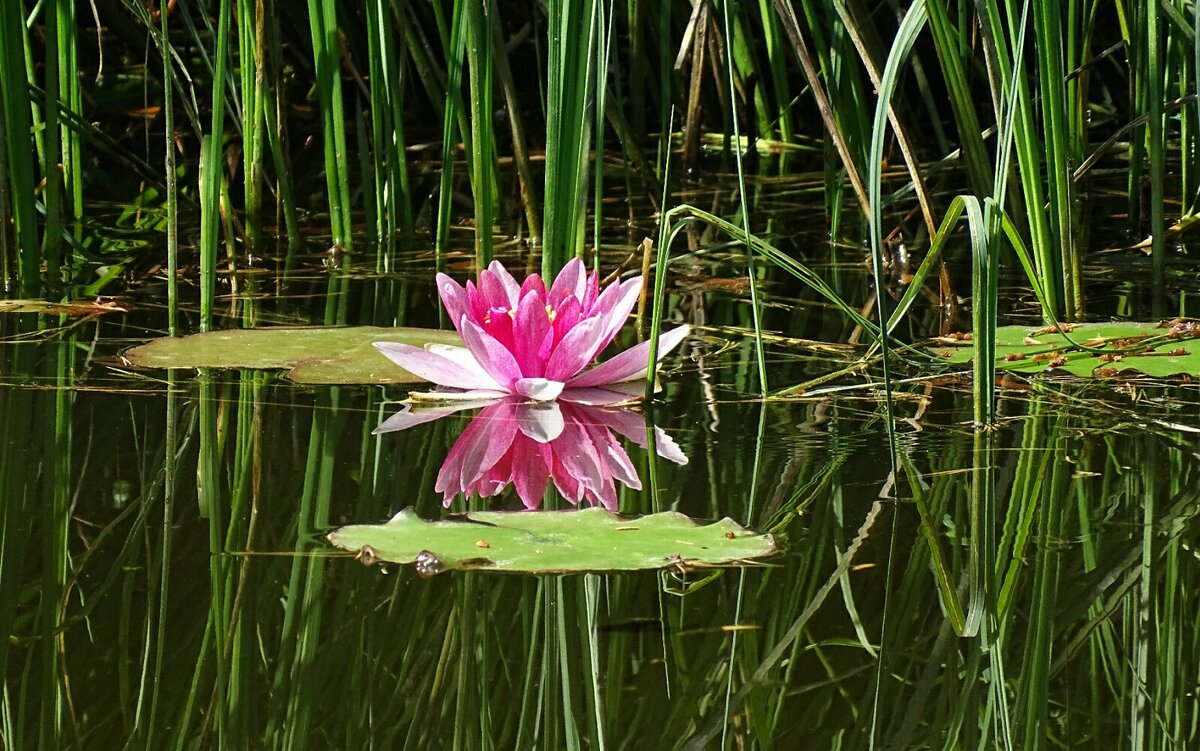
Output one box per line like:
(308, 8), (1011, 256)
(374, 398), (687, 510)
(374, 258), (689, 404)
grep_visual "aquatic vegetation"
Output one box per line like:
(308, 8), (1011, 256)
(328, 506), (771, 574)
(930, 320), (1200, 379)
(374, 397), (687, 510)
(123, 326), (461, 384)
(374, 258), (689, 404)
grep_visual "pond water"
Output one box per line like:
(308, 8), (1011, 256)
(2, 183), (1199, 748)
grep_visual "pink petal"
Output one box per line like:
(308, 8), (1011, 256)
(599, 408), (689, 466)
(435, 409), (501, 503)
(436, 274), (470, 336)
(550, 295), (582, 345)
(423, 344), (498, 380)
(605, 441), (642, 489)
(581, 416), (641, 491)
(648, 428), (689, 465)
(549, 257), (587, 304)
(519, 273), (547, 303)
(553, 421), (607, 503)
(372, 403), (478, 434)
(566, 325), (690, 389)
(550, 451), (585, 505)
(544, 316), (605, 381)
(454, 403), (519, 493)
(510, 436), (551, 509)
(459, 316), (523, 390)
(480, 304), (516, 351)
(512, 289), (553, 376)
(551, 462), (584, 505)
(464, 281), (488, 324)
(479, 263), (517, 309)
(592, 278), (642, 354)
(581, 270), (600, 310)
(374, 342), (503, 391)
(486, 260), (523, 307)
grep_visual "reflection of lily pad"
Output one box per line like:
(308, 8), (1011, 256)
(123, 326), (461, 384)
(928, 321), (1200, 379)
(328, 507), (778, 574)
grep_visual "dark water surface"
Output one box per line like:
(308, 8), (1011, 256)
(2, 212), (1199, 749)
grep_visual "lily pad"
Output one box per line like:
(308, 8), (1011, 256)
(123, 326), (461, 384)
(327, 507), (778, 574)
(927, 321), (1200, 379)
(0, 298), (131, 316)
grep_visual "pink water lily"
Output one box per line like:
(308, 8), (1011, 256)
(374, 398), (688, 510)
(374, 258), (689, 404)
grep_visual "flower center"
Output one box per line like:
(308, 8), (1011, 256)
(483, 305), (556, 323)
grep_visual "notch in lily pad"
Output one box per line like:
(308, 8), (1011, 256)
(122, 326), (461, 384)
(928, 320), (1200, 379)
(327, 507), (778, 575)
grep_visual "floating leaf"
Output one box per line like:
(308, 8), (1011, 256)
(0, 298), (131, 316)
(327, 507), (778, 574)
(123, 326), (461, 384)
(928, 321), (1200, 379)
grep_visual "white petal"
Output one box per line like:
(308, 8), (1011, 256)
(514, 402), (565, 442)
(513, 377), (565, 401)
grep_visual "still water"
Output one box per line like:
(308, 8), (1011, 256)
(2, 229), (1198, 749)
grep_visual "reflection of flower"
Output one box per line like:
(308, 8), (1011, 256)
(374, 258), (689, 404)
(375, 399), (687, 510)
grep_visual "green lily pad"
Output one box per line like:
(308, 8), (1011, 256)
(928, 321), (1200, 379)
(123, 326), (461, 384)
(327, 507), (778, 574)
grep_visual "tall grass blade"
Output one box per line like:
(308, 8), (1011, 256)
(1144, 0), (1166, 307)
(719, 0), (767, 395)
(772, 0), (870, 215)
(1033, 0), (1081, 318)
(465, 0), (496, 266)
(307, 0), (354, 252)
(924, 0), (993, 196)
(163, 2), (179, 335)
(544, 0), (599, 275)
(434, 1), (469, 267)
(41, 1), (62, 289)
(199, 0), (232, 332)
(0, 2), (39, 295)
(491, 10), (542, 244)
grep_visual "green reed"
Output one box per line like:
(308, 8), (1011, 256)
(163, 2), (179, 335)
(543, 0), (599, 277)
(237, 0), (266, 254)
(199, 0), (231, 333)
(1, 0), (1192, 341)
(366, 0), (414, 253)
(307, 0), (354, 254)
(433, 0), (470, 267)
(0, 1), (38, 294)
(40, 1), (62, 290)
